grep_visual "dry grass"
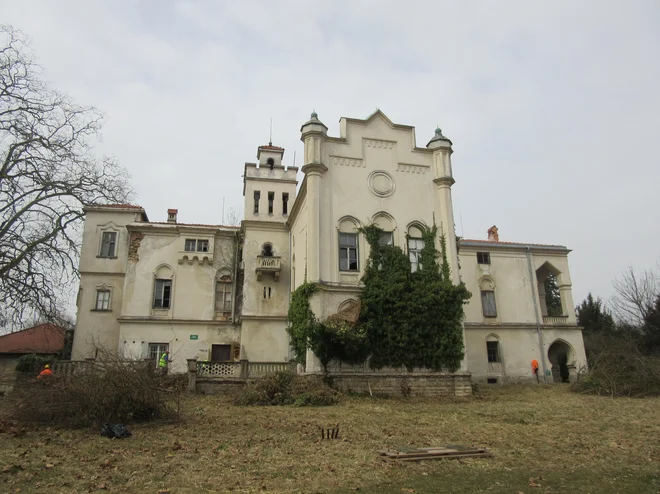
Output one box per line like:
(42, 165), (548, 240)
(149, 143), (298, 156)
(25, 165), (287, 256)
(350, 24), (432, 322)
(0, 385), (659, 493)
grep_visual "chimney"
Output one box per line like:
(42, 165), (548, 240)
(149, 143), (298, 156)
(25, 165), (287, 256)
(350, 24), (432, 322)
(487, 225), (499, 242)
(167, 209), (178, 223)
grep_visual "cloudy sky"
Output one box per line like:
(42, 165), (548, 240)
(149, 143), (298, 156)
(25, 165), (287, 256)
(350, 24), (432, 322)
(2, 0), (659, 306)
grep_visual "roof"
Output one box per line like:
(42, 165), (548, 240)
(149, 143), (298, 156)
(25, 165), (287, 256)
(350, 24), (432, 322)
(87, 203), (144, 210)
(140, 221), (240, 229)
(460, 239), (568, 250)
(258, 144), (285, 151)
(0, 323), (65, 354)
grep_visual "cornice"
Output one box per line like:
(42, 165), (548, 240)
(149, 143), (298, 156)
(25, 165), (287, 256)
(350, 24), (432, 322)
(117, 317), (238, 326)
(242, 220), (288, 232)
(433, 177), (456, 187)
(301, 163), (328, 175)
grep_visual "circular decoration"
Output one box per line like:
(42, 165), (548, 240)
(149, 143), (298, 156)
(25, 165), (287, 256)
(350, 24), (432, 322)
(368, 170), (395, 198)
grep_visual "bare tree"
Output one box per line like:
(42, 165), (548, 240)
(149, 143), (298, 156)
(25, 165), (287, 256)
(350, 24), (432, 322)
(224, 205), (243, 227)
(610, 265), (660, 327)
(0, 26), (132, 329)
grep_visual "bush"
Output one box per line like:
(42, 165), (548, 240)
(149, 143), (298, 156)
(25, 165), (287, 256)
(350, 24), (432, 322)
(572, 336), (660, 397)
(234, 371), (339, 407)
(15, 354), (54, 373)
(6, 359), (182, 427)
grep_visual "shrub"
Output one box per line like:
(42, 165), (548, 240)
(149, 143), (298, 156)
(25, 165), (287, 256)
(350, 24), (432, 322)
(572, 336), (660, 397)
(234, 371), (339, 406)
(6, 358), (182, 427)
(15, 354), (54, 373)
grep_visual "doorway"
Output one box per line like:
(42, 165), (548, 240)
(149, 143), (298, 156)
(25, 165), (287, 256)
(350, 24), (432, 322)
(548, 340), (573, 383)
(211, 344), (232, 362)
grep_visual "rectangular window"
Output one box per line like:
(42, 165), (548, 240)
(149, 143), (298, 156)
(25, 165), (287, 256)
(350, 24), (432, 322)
(95, 290), (110, 310)
(184, 239), (196, 251)
(487, 341), (500, 363)
(378, 231), (394, 246)
(197, 240), (209, 252)
(211, 344), (232, 362)
(100, 231), (117, 257)
(154, 279), (172, 308)
(481, 290), (497, 317)
(409, 238), (425, 273)
(215, 281), (233, 312)
(148, 343), (169, 364)
(268, 191), (274, 214)
(339, 233), (359, 271)
(477, 252), (491, 264)
(282, 193), (289, 215)
(253, 190), (260, 214)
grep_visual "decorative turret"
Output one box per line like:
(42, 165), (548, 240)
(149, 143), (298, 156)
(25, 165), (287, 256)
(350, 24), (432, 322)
(300, 111), (328, 167)
(427, 126), (454, 186)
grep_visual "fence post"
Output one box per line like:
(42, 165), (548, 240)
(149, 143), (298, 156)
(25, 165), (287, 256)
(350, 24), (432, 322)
(240, 359), (249, 379)
(187, 358), (197, 393)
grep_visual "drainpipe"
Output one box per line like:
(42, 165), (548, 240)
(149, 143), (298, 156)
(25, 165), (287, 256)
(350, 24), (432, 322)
(231, 231), (240, 324)
(526, 247), (548, 384)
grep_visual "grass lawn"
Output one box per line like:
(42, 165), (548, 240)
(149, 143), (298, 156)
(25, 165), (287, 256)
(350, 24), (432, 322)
(0, 385), (658, 493)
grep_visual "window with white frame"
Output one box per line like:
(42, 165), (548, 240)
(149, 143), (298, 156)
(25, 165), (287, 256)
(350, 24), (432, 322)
(100, 231), (117, 257)
(215, 280), (233, 312)
(481, 290), (497, 317)
(94, 289), (110, 310)
(339, 233), (359, 271)
(154, 279), (172, 308)
(148, 343), (169, 364)
(408, 238), (424, 272)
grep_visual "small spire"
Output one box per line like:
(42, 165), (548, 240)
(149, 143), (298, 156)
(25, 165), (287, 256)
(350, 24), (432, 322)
(435, 126), (444, 137)
(310, 110), (318, 119)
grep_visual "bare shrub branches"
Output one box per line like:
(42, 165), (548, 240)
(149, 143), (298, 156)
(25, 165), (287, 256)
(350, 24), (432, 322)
(0, 26), (132, 327)
(610, 266), (660, 326)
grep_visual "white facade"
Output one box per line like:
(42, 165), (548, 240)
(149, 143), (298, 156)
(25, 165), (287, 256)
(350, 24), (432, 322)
(72, 110), (587, 383)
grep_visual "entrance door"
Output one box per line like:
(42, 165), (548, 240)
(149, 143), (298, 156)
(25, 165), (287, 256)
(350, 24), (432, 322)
(211, 344), (232, 362)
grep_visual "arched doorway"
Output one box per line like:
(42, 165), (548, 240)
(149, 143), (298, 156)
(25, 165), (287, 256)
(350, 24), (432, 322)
(548, 340), (574, 383)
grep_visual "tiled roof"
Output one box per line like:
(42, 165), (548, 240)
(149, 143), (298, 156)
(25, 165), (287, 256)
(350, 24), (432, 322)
(258, 144), (285, 151)
(460, 239), (567, 249)
(88, 203), (144, 210)
(146, 222), (240, 229)
(0, 323), (65, 354)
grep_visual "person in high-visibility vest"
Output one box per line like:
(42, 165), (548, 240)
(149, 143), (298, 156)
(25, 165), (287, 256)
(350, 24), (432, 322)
(158, 351), (170, 375)
(37, 364), (53, 379)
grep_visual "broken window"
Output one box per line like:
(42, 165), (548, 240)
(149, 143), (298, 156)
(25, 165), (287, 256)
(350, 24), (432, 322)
(339, 233), (359, 271)
(408, 238), (424, 272)
(197, 240), (209, 252)
(268, 191), (274, 214)
(184, 239), (196, 252)
(282, 192), (289, 215)
(154, 279), (172, 308)
(481, 290), (497, 317)
(253, 190), (260, 214)
(477, 252), (490, 265)
(378, 231), (394, 246)
(100, 231), (117, 257)
(486, 341), (500, 363)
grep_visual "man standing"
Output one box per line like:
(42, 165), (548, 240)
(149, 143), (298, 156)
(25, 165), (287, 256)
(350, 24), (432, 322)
(158, 350), (170, 375)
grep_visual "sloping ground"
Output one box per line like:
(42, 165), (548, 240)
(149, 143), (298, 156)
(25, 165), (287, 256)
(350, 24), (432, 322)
(0, 386), (658, 493)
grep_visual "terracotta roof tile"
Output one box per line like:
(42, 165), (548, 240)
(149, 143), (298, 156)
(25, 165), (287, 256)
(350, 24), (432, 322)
(147, 222), (240, 229)
(460, 239), (567, 249)
(0, 323), (65, 354)
(258, 144), (285, 151)
(88, 203), (144, 210)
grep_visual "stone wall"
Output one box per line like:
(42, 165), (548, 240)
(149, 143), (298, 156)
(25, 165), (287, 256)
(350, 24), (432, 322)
(196, 379), (245, 395)
(328, 372), (472, 397)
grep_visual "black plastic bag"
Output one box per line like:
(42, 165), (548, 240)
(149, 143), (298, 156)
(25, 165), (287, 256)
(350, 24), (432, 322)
(100, 423), (132, 439)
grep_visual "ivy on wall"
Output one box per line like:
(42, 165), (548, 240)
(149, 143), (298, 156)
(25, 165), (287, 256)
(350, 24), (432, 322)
(286, 224), (471, 372)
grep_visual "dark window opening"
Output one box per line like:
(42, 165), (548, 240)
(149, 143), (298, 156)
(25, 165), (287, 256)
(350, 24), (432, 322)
(282, 192), (289, 215)
(267, 157), (275, 170)
(268, 191), (274, 214)
(339, 233), (358, 271)
(212, 344), (232, 362)
(477, 252), (490, 264)
(481, 290), (497, 317)
(487, 378), (498, 384)
(100, 231), (117, 257)
(262, 244), (273, 257)
(253, 190), (260, 214)
(268, 287), (272, 298)
(154, 279), (172, 308)
(486, 341), (500, 363)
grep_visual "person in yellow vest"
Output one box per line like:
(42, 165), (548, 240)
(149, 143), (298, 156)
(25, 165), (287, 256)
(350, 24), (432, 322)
(158, 350), (170, 375)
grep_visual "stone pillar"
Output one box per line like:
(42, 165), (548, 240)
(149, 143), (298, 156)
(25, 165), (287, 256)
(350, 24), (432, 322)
(186, 358), (197, 393)
(240, 359), (249, 379)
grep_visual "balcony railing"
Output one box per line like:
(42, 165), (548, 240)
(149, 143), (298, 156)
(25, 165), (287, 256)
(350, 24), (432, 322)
(543, 315), (570, 325)
(256, 255), (281, 281)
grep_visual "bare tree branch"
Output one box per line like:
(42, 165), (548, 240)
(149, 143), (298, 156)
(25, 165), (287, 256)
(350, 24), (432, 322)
(610, 265), (660, 327)
(0, 25), (133, 330)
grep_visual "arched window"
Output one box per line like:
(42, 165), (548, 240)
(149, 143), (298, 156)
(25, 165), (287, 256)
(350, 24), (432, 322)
(480, 276), (497, 318)
(262, 243), (274, 257)
(215, 269), (233, 312)
(338, 217), (360, 272)
(536, 262), (564, 317)
(407, 223), (425, 272)
(486, 334), (501, 363)
(372, 212), (395, 246)
(153, 264), (174, 309)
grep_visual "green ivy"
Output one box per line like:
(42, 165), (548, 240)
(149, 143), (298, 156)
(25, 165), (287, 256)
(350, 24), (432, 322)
(287, 224), (471, 373)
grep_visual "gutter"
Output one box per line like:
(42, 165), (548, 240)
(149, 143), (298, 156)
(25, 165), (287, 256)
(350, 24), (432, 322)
(231, 230), (240, 324)
(526, 247), (548, 384)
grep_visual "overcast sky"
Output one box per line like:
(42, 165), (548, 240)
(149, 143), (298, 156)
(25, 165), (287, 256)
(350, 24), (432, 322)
(2, 0), (659, 306)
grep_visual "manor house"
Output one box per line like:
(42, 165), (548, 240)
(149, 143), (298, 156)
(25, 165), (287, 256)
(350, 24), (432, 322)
(71, 110), (587, 384)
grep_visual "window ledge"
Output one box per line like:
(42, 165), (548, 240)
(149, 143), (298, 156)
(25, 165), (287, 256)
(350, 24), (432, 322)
(91, 309), (112, 312)
(97, 256), (118, 259)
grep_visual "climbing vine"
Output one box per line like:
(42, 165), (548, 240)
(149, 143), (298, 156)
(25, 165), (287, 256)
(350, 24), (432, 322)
(287, 224), (471, 372)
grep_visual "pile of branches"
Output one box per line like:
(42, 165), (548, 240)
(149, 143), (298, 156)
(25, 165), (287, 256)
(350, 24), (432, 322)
(573, 336), (660, 397)
(6, 357), (183, 427)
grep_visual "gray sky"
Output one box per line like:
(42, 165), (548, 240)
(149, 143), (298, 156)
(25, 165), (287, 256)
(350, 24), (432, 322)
(2, 0), (659, 306)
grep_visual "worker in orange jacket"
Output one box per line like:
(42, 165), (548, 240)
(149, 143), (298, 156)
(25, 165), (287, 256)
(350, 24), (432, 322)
(37, 364), (53, 379)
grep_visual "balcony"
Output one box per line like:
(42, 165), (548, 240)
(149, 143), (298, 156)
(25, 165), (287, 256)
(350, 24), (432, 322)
(542, 315), (569, 325)
(256, 256), (281, 281)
